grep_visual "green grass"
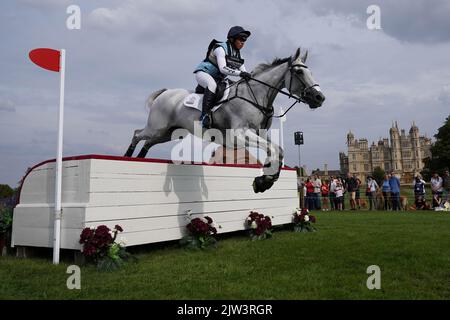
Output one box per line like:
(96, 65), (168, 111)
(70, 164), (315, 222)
(1, 211), (449, 300)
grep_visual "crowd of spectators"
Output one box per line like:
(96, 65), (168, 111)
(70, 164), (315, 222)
(298, 168), (450, 212)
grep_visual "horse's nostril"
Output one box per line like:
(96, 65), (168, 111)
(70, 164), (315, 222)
(316, 95), (323, 101)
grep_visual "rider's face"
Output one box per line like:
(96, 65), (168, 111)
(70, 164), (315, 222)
(234, 38), (246, 50)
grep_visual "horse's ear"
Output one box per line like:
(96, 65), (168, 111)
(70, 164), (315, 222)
(293, 47), (301, 60)
(302, 50), (308, 63)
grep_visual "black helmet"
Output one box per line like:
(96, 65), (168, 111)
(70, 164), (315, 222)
(227, 26), (251, 39)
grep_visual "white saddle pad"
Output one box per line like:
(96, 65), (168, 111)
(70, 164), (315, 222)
(183, 85), (230, 112)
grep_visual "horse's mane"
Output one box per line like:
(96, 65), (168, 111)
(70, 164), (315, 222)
(252, 57), (290, 76)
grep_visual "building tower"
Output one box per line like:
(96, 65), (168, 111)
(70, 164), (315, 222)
(347, 131), (355, 146)
(409, 121), (422, 173)
(389, 121), (402, 172)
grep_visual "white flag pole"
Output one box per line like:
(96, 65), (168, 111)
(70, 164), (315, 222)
(53, 49), (65, 265)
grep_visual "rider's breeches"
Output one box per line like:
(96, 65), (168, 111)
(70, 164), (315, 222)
(195, 71), (217, 93)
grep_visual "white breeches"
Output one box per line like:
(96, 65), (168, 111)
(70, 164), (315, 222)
(195, 71), (217, 93)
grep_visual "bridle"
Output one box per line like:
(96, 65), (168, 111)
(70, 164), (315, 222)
(286, 59), (320, 102)
(219, 58), (320, 127)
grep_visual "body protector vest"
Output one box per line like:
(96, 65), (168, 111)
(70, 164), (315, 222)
(194, 40), (244, 79)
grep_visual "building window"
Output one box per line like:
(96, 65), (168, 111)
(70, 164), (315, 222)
(352, 154), (356, 160)
(353, 164), (357, 171)
(364, 164), (369, 171)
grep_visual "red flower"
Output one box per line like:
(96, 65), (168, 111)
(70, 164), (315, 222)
(115, 225), (123, 232)
(186, 217), (216, 237)
(79, 227), (94, 244)
(82, 244), (97, 256)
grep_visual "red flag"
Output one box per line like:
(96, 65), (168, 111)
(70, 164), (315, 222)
(29, 48), (60, 72)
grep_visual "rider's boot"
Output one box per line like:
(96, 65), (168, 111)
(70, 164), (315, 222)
(199, 88), (215, 129)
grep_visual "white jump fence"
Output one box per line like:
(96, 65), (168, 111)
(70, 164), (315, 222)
(12, 155), (299, 250)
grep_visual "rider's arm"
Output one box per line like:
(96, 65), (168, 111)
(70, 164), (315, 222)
(214, 47), (242, 77)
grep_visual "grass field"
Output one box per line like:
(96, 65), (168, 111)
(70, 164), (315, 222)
(1, 211), (449, 300)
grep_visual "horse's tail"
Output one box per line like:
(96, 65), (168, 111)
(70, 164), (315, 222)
(145, 88), (167, 110)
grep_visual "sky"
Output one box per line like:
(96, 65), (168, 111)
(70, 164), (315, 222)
(1, 0), (449, 187)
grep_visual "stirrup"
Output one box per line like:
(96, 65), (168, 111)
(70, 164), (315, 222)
(200, 113), (211, 129)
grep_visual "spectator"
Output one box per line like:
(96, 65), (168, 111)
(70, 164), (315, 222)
(367, 176), (379, 211)
(381, 174), (391, 210)
(305, 177), (315, 211)
(346, 173), (358, 210)
(442, 168), (450, 204)
(413, 175), (426, 210)
(321, 179), (330, 211)
(335, 179), (344, 211)
(340, 177), (346, 210)
(355, 174), (362, 210)
(430, 172), (443, 208)
(313, 174), (322, 210)
(329, 176), (336, 211)
(389, 171), (401, 211)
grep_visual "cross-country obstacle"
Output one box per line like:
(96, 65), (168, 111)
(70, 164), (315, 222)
(12, 155), (298, 250)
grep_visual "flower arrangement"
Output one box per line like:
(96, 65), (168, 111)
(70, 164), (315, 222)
(293, 208), (316, 232)
(79, 224), (133, 271)
(246, 211), (273, 240)
(180, 213), (219, 249)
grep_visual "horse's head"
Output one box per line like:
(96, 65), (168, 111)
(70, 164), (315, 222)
(285, 48), (325, 109)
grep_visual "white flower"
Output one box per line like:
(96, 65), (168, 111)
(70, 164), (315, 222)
(304, 215), (310, 222)
(185, 209), (193, 221)
(119, 237), (127, 247)
(251, 221), (257, 229)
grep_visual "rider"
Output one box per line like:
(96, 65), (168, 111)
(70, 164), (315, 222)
(194, 26), (252, 128)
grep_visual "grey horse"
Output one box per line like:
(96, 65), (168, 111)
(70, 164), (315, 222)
(124, 48), (325, 193)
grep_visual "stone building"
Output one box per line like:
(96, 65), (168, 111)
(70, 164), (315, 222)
(339, 122), (432, 183)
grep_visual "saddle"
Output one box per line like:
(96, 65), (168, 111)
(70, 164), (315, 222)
(194, 79), (233, 105)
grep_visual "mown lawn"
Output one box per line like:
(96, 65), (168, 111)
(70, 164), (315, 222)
(1, 211), (449, 300)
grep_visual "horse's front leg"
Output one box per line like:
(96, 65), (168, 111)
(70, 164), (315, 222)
(233, 128), (283, 193)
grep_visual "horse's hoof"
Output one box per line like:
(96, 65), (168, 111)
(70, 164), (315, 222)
(253, 175), (275, 193)
(253, 176), (264, 193)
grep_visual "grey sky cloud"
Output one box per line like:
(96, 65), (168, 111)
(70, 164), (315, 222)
(0, 0), (449, 187)
(0, 100), (16, 113)
(305, 0), (450, 43)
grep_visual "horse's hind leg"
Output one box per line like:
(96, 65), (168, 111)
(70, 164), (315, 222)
(136, 130), (174, 158)
(124, 129), (144, 157)
(136, 140), (153, 158)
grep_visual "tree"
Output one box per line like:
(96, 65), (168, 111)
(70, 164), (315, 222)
(0, 185), (14, 199)
(372, 167), (385, 185)
(422, 115), (450, 179)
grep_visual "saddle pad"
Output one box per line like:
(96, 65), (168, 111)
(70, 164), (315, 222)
(183, 85), (230, 112)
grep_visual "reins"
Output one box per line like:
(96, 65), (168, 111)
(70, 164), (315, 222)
(216, 59), (314, 127)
